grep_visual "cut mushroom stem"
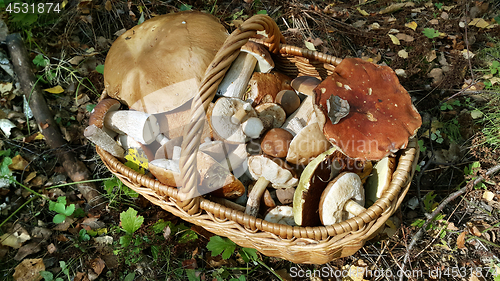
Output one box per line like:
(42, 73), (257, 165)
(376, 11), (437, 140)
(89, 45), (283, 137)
(231, 103), (252, 124)
(241, 117), (264, 139)
(245, 176), (270, 217)
(287, 118), (305, 135)
(104, 110), (160, 144)
(156, 133), (170, 146)
(84, 124), (125, 159)
(172, 146), (181, 162)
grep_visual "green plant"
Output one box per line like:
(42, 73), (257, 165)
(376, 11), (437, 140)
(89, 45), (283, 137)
(48, 196), (75, 224)
(440, 100), (461, 111)
(207, 236), (258, 262)
(434, 2), (443, 10)
(430, 130), (444, 144)
(411, 192), (448, 239)
(78, 229), (90, 242)
(464, 161), (488, 189)
(423, 28), (440, 39)
(40, 261), (70, 281)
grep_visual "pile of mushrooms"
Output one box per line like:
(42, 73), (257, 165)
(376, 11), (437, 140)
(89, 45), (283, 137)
(86, 11), (422, 227)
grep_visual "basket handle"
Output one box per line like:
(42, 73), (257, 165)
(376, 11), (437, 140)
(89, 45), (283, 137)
(177, 15), (285, 214)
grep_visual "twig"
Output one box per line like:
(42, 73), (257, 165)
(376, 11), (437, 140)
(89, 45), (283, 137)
(399, 163), (500, 281)
(6, 33), (103, 208)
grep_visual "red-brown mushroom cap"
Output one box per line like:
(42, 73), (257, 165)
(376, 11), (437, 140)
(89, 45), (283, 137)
(313, 58), (422, 160)
(88, 98), (121, 128)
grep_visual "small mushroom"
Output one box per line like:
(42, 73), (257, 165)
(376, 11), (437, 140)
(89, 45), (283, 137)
(255, 103), (286, 131)
(285, 118), (332, 166)
(264, 206), (295, 226)
(281, 96), (317, 135)
(275, 90), (301, 115)
(217, 41), (274, 99)
(291, 76), (321, 98)
(276, 187), (295, 205)
(211, 97), (263, 143)
(84, 124), (125, 159)
(246, 155), (298, 217)
(149, 157), (181, 187)
(365, 156), (396, 206)
(319, 172), (365, 226)
(260, 128), (293, 158)
(154, 136), (183, 160)
(245, 71), (293, 106)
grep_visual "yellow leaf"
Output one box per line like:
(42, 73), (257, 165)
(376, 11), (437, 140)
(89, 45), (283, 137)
(357, 7), (369, 16)
(469, 18), (490, 28)
(388, 34), (400, 45)
(62, 0), (68, 8)
(34, 133), (45, 140)
(44, 85), (64, 94)
(489, 77), (500, 86)
(398, 49), (408, 58)
(304, 40), (316, 51)
(405, 21), (417, 31)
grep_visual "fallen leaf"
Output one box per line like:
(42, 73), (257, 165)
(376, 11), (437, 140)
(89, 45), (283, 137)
(396, 33), (414, 42)
(81, 217), (105, 229)
(471, 226), (481, 237)
(9, 155), (29, 171)
(14, 242), (41, 261)
(461, 49), (475, 59)
(23, 172), (37, 184)
(13, 258), (45, 281)
(388, 34), (400, 45)
(429, 19), (439, 25)
(483, 191), (495, 201)
(74, 272), (91, 281)
(457, 231), (466, 249)
(47, 243), (57, 254)
(398, 50), (409, 58)
(68, 56), (84, 65)
(43, 85), (64, 94)
(105, 0), (112, 11)
(379, 2), (414, 14)
(470, 110), (483, 119)
(441, 12), (449, 20)
(0, 119), (17, 137)
(428, 68), (444, 84)
(368, 22), (380, 30)
(357, 7), (369, 16)
(405, 21), (417, 31)
(447, 222), (459, 231)
(304, 40), (316, 51)
(0, 82), (13, 94)
(90, 257), (106, 276)
(442, 5), (455, 11)
(395, 69), (407, 77)
(426, 50), (437, 62)
(469, 18), (490, 28)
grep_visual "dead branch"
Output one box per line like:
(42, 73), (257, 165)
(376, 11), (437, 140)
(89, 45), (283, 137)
(6, 33), (103, 208)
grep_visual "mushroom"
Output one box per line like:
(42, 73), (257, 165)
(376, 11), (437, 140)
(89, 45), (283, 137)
(245, 71), (293, 106)
(291, 76), (321, 98)
(198, 140), (249, 177)
(275, 90), (301, 115)
(84, 125), (125, 159)
(217, 41), (274, 99)
(149, 149), (182, 187)
(210, 97), (263, 143)
(264, 206), (295, 226)
(365, 156), (396, 206)
(318, 172), (366, 226)
(281, 96), (317, 135)
(245, 155), (298, 217)
(88, 98), (160, 145)
(284, 118), (332, 166)
(313, 58), (422, 160)
(154, 136), (183, 160)
(293, 146), (344, 226)
(255, 103), (286, 131)
(276, 187), (295, 205)
(156, 102), (213, 141)
(260, 128), (293, 158)
(88, 98), (121, 137)
(104, 11), (228, 114)
(197, 151), (245, 199)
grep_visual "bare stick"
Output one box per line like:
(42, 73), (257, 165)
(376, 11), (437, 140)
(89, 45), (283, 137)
(6, 33), (103, 207)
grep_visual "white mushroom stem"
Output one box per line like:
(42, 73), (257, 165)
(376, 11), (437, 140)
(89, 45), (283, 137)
(104, 110), (160, 144)
(172, 146), (182, 162)
(217, 52), (258, 99)
(287, 118), (305, 135)
(241, 117), (264, 139)
(344, 199), (366, 216)
(220, 144), (247, 172)
(245, 177), (270, 217)
(156, 133), (170, 146)
(231, 102), (252, 124)
(84, 125), (125, 159)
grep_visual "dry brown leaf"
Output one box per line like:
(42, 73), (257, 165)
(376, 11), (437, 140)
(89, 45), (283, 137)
(68, 56), (84, 65)
(457, 231), (466, 249)
(426, 50), (437, 62)
(398, 50), (409, 58)
(469, 18), (490, 28)
(47, 243), (57, 254)
(105, 0), (112, 11)
(9, 155), (29, 171)
(90, 257), (106, 276)
(396, 33), (415, 42)
(14, 242), (41, 261)
(23, 171), (36, 184)
(13, 258), (45, 281)
(447, 222), (459, 231)
(471, 226), (482, 237)
(74, 272), (90, 281)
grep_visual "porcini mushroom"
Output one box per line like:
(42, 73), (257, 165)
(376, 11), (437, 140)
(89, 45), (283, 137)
(217, 41), (274, 99)
(291, 76), (321, 98)
(264, 206), (295, 226)
(260, 128), (293, 158)
(104, 12), (228, 114)
(211, 97), (263, 143)
(88, 98), (121, 137)
(281, 96), (317, 135)
(275, 90), (301, 115)
(365, 156), (396, 206)
(255, 103), (286, 131)
(84, 125), (125, 159)
(246, 155), (298, 217)
(313, 58), (422, 160)
(285, 118), (331, 166)
(245, 71), (293, 106)
(318, 172), (366, 226)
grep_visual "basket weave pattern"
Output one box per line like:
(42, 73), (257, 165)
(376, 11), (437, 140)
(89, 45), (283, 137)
(95, 15), (419, 264)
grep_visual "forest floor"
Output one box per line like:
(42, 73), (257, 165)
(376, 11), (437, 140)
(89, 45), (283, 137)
(1, 0), (500, 280)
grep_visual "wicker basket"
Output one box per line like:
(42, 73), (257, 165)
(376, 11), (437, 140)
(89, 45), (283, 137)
(95, 14), (419, 264)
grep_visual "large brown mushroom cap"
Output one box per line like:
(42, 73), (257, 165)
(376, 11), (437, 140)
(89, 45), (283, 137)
(104, 12), (228, 114)
(314, 58), (422, 160)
